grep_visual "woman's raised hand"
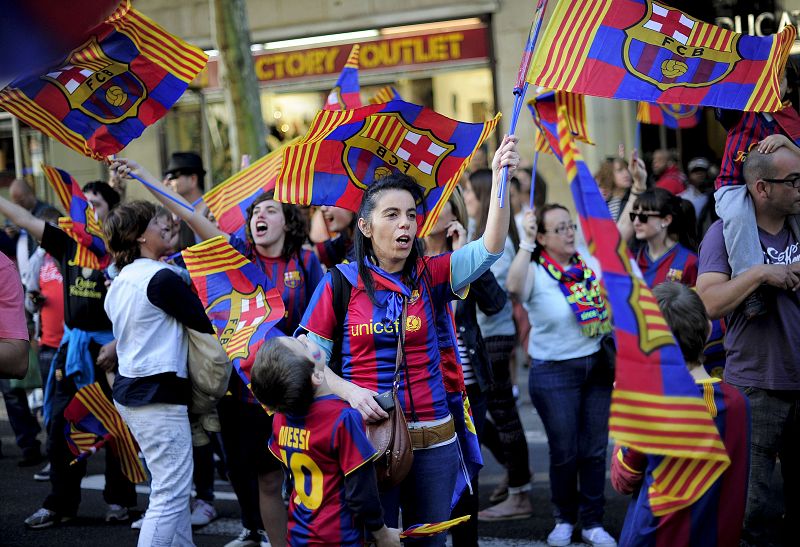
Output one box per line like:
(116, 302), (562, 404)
(491, 134), (520, 175)
(522, 209), (537, 243)
(446, 220), (467, 250)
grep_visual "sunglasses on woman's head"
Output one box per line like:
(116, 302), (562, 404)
(629, 212), (662, 223)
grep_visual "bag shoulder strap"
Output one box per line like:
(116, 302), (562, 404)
(329, 267), (352, 376)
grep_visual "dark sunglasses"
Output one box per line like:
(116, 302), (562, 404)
(763, 175), (800, 189)
(629, 212), (662, 223)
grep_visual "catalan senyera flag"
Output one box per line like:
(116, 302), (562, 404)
(637, 101), (703, 129)
(528, 0), (796, 112)
(275, 100), (500, 237)
(528, 89), (593, 160)
(555, 105), (731, 516)
(324, 44), (363, 111)
(368, 85), (402, 105)
(43, 165), (109, 263)
(63, 382), (147, 483)
(400, 515), (471, 538)
(182, 236), (285, 393)
(203, 138), (300, 236)
(0, 0), (207, 160)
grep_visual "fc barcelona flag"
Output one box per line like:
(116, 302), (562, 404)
(63, 382), (148, 483)
(528, 0), (796, 112)
(43, 165), (109, 262)
(400, 515), (471, 538)
(555, 105), (730, 516)
(324, 45), (363, 111)
(0, 0), (207, 159)
(637, 101), (703, 129)
(369, 85), (402, 105)
(203, 138), (300, 236)
(527, 89), (593, 160)
(275, 100), (500, 237)
(182, 237), (285, 392)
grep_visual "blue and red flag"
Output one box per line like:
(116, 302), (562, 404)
(555, 105), (730, 516)
(637, 101), (703, 128)
(0, 0), (207, 160)
(63, 382), (147, 483)
(275, 100), (500, 237)
(527, 89), (593, 160)
(43, 164), (109, 265)
(528, 0), (796, 112)
(182, 236), (285, 393)
(324, 44), (363, 110)
(203, 138), (299, 237)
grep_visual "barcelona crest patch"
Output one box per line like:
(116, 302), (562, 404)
(208, 287), (272, 361)
(622, 1), (741, 91)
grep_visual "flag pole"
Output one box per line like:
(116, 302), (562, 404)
(129, 173), (195, 212)
(498, 0), (549, 208)
(529, 150), (539, 211)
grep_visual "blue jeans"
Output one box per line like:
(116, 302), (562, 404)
(528, 351), (611, 528)
(0, 378), (41, 458)
(380, 439), (459, 547)
(730, 384), (800, 545)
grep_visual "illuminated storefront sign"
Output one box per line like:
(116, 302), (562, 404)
(715, 11), (799, 36)
(199, 25), (489, 89)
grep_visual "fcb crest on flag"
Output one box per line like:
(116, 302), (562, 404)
(343, 112), (455, 198)
(276, 100), (500, 236)
(637, 101), (702, 129)
(42, 37), (148, 124)
(622, 2), (741, 90)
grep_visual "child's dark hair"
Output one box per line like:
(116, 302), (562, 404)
(354, 172), (426, 305)
(245, 190), (308, 260)
(251, 337), (315, 415)
(652, 282), (709, 367)
(632, 188), (697, 251)
(83, 180), (121, 211)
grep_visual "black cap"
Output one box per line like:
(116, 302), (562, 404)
(164, 152), (205, 177)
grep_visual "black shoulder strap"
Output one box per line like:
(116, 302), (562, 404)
(329, 266), (352, 376)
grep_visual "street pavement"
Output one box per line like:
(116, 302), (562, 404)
(0, 368), (785, 546)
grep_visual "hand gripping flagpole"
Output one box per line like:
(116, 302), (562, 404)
(498, 0), (549, 208)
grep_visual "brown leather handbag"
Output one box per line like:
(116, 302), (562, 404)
(366, 299), (414, 490)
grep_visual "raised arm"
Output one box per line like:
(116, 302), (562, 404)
(483, 135), (519, 254)
(616, 150), (648, 242)
(0, 196), (45, 242)
(506, 208), (536, 300)
(110, 159), (225, 242)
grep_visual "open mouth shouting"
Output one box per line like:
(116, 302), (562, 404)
(395, 234), (411, 250)
(254, 220), (268, 236)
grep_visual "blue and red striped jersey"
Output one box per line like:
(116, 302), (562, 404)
(300, 256), (460, 421)
(268, 395), (378, 546)
(615, 379), (750, 547)
(636, 243), (698, 288)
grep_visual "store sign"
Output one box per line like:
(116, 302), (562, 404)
(198, 26), (489, 89)
(715, 11), (799, 36)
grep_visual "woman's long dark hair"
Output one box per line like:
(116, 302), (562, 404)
(354, 173), (426, 305)
(245, 190), (308, 261)
(632, 188), (698, 251)
(468, 168), (520, 249)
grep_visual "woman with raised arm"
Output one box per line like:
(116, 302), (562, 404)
(111, 160), (323, 547)
(296, 135), (518, 546)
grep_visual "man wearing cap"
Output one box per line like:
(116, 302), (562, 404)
(164, 152), (207, 250)
(680, 157), (713, 223)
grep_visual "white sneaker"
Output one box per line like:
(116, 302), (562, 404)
(223, 527), (261, 547)
(259, 529), (271, 546)
(131, 515), (144, 529)
(581, 526), (617, 547)
(190, 498), (218, 526)
(547, 522), (574, 546)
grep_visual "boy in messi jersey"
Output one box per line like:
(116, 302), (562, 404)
(611, 282), (749, 547)
(714, 65), (800, 318)
(251, 334), (400, 547)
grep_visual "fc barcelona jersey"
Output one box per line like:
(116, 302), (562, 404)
(268, 395), (378, 546)
(300, 255), (462, 422)
(618, 380), (750, 547)
(636, 243), (698, 288)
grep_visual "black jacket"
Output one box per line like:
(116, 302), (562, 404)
(455, 269), (507, 392)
